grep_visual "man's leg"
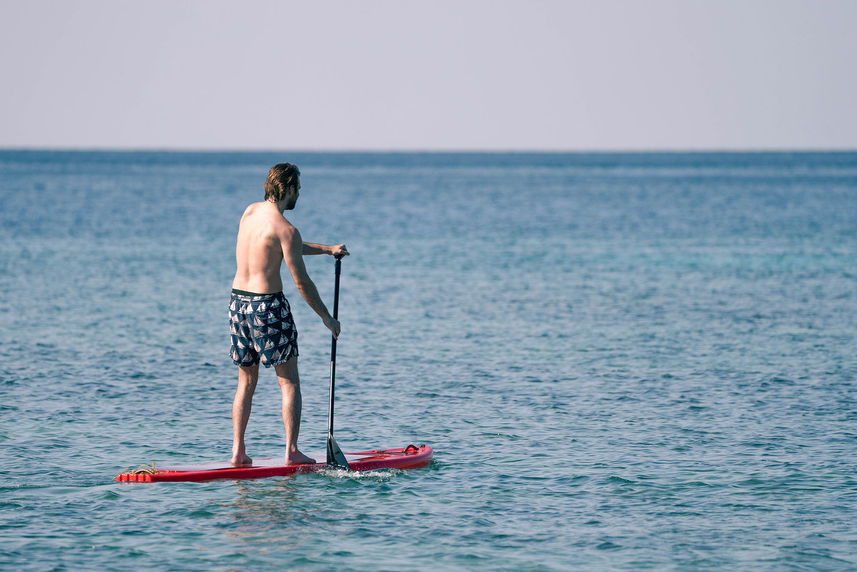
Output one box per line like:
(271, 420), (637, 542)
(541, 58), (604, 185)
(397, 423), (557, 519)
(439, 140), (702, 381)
(231, 364), (258, 466)
(275, 357), (316, 465)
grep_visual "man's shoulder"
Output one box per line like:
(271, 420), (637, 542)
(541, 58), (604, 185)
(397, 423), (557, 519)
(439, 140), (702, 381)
(276, 216), (299, 239)
(239, 202), (261, 221)
(242, 201), (268, 216)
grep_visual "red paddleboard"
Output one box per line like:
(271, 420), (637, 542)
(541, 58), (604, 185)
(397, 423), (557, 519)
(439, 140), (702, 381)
(115, 445), (432, 483)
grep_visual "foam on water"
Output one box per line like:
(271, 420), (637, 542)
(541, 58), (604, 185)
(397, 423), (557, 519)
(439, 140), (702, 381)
(314, 467), (402, 480)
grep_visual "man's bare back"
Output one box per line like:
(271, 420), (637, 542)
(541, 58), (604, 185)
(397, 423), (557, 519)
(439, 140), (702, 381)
(228, 163), (348, 468)
(232, 201), (295, 295)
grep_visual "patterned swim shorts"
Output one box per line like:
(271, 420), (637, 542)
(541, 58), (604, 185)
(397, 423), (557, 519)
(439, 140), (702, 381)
(228, 290), (298, 367)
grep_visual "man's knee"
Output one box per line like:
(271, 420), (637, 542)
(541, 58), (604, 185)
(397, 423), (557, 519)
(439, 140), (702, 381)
(238, 364), (259, 390)
(275, 358), (299, 387)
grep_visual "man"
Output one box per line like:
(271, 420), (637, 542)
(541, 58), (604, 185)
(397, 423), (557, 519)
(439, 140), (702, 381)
(228, 162), (348, 467)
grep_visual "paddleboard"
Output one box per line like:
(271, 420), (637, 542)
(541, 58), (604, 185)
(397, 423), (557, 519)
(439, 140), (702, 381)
(115, 445), (432, 482)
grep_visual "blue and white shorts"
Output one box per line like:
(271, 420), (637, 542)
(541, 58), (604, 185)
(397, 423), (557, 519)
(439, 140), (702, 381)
(228, 290), (298, 367)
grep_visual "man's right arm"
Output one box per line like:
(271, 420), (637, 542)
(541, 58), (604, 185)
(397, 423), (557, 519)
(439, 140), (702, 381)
(281, 225), (341, 339)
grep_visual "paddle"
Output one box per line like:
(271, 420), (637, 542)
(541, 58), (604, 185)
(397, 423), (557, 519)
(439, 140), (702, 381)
(326, 255), (351, 470)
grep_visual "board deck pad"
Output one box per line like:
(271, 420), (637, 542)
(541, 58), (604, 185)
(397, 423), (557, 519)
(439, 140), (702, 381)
(115, 445), (433, 482)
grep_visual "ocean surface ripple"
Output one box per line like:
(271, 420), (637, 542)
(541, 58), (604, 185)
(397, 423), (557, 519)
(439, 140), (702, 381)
(1, 151), (856, 570)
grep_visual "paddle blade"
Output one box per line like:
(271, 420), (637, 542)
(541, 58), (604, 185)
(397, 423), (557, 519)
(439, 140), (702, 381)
(327, 436), (351, 470)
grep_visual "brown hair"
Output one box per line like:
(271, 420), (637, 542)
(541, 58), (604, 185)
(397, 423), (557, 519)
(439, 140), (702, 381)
(264, 163), (301, 202)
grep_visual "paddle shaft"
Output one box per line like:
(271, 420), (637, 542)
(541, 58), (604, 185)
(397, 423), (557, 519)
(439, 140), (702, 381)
(327, 257), (342, 439)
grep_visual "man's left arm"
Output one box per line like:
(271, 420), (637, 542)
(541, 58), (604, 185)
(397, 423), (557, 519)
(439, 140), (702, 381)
(302, 242), (349, 257)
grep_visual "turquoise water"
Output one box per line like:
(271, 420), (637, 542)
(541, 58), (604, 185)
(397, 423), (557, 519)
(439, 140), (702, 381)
(1, 151), (856, 569)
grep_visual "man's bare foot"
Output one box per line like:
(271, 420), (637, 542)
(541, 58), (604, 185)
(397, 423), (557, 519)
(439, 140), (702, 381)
(284, 450), (316, 465)
(231, 453), (253, 467)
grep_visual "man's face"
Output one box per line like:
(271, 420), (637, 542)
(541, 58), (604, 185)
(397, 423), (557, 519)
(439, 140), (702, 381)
(285, 180), (301, 210)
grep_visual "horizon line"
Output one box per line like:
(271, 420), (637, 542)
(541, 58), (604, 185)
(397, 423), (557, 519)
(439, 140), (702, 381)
(2, 145), (856, 154)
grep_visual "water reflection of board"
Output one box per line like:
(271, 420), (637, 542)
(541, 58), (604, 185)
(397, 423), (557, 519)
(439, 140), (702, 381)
(115, 445), (433, 482)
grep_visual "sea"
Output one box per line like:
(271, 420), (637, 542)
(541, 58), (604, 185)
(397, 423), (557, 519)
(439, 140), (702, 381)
(1, 150), (856, 570)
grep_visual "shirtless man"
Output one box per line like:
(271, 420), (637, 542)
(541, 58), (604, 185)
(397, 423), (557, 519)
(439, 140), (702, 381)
(228, 162), (348, 467)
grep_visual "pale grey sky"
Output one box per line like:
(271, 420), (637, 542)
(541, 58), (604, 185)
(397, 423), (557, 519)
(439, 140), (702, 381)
(1, 0), (855, 151)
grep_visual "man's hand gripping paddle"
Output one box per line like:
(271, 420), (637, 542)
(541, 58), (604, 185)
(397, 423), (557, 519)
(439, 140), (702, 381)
(327, 255), (350, 470)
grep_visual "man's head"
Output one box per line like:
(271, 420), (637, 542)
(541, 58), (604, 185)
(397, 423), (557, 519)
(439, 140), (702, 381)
(264, 163), (301, 208)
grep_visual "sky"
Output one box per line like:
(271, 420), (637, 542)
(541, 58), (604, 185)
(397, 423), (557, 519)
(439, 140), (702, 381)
(1, 0), (856, 151)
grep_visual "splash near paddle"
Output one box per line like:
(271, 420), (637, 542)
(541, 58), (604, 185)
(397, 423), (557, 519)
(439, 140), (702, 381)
(115, 445), (433, 482)
(115, 257), (433, 483)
